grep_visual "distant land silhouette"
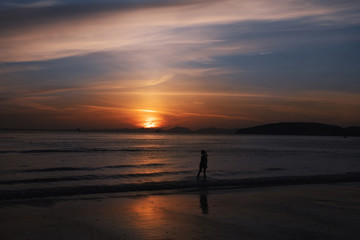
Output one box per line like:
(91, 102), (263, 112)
(1, 122), (359, 136)
(236, 122), (360, 137)
(194, 128), (238, 134)
(102, 123), (359, 136)
(162, 127), (192, 133)
(108, 127), (237, 134)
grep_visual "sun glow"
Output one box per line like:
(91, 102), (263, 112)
(144, 120), (157, 128)
(142, 116), (161, 128)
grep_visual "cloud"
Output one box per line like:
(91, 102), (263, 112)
(1, 0), (358, 63)
(0, 64), (42, 74)
(1, 0), (358, 96)
(1, 0), (359, 129)
(5, 0), (61, 9)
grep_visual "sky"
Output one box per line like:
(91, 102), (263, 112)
(0, 0), (360, 130)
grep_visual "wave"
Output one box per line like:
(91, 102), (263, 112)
(0, 170), (192, 185)
(0, 147), (337, 155)
(0, 148), (163, 154)
(15, 163), (167, 173)
(1, 172), (359, 201)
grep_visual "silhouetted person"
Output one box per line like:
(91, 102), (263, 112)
(197, 150), (208, 179)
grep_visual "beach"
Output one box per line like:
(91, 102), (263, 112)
(1, 182), (359, 240)
(1, 132), (359, 239)
(2, 0), (360, 238)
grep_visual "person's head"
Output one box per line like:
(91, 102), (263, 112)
(201, 150), (206, 155)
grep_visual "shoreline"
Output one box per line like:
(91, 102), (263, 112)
(1, 172), (360, 202)
(1, 182), (359, 240)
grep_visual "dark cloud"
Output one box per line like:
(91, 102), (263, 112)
(0, 0), (215, 34)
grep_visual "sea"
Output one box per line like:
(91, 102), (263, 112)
(1, 131), (359, 200)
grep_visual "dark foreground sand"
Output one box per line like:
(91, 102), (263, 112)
(1, 183), (359, 240)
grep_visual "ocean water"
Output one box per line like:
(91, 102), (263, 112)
(0, 131), (359, 199)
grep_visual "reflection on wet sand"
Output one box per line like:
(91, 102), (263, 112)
(128, 193), (211, 239)
(3, 184), (358, 240)
(129, 196), (165, 239)
(200, 192), (209, 214)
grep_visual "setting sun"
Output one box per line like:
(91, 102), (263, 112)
(144, 120), (156, 128)
(142, 116), (161, 128)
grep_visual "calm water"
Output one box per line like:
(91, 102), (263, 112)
(0, 131), (359, 198)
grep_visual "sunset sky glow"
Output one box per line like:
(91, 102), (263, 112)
(1, 0), (360, 129)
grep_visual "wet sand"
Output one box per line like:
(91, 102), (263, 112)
(1, 183), (359, 240)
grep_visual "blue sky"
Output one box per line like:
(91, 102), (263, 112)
(0, 0), (360, 129)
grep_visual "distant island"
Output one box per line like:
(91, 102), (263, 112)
(236, 122), (360, 137)
(2, 122), (360, 136)
(108, 122), (360, 136)
(99, 127), (238, 134)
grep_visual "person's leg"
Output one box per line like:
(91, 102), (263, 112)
(203, 168), (206, 179)
(197, 168), (202, 178)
